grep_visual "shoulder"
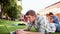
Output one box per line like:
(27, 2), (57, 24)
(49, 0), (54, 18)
(53, 16), (58, 18)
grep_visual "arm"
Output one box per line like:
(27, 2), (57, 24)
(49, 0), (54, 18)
(16, 27), (40, 34)
(49, 18), (54, 23)
(23, 26), (31, 31)
(25, 32), (40, 34)
(24, 23), (33, 31)
(16, 30), (40, 34)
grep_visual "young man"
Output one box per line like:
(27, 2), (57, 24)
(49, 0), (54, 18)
(22, 10), (48, 34)
(10, 10), (48, 34)
(49, 12), (59, 24)
(49, 12), (60, 32)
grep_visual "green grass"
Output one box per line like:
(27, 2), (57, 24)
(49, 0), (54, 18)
(0, 19), (60, 34)
(0, 19), (26, 34)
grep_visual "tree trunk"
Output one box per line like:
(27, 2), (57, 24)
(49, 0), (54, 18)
(0, 4), (3, 19)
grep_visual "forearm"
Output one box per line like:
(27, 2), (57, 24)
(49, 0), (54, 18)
(23, 29), (30, 31)
(16, 29), (40, 34)
(23, 26), (32, 31)
(23, 27), (30, 31)
(29, 32), (40, 34)
(24, 31), (40, 34)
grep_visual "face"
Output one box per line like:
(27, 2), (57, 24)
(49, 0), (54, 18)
(49, 15), (53, 17)
(26, 15), (36, 23)
(49, 16), (54, 23)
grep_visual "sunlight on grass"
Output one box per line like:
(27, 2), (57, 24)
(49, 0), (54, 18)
(0, 25), (4, 26)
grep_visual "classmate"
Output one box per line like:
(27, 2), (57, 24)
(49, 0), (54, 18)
(49, 12), (59, 24)
(49, 12), (60, 32)
(46, 16), (56, 34)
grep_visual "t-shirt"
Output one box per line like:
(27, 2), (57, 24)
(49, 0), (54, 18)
(46, 23), (56, 33)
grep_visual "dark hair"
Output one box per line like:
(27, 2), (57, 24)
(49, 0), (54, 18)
(49, 12), (54, 16)
(25, 10), (36, 16)
(46, 14), (49, 16)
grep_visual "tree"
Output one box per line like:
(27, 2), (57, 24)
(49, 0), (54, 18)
(0, 0), (22, 20)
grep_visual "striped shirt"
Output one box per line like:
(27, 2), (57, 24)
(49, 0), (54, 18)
(27, 15), (48, 32)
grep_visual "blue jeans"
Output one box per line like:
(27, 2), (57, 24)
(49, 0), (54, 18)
(55, 24), (60, 32)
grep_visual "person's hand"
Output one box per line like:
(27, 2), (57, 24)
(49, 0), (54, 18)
(16, 29), (30, 34)
(16, 30), (22, 34)
(16, 29), (40, 34)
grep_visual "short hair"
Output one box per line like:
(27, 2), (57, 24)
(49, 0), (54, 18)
(49, 12), (54, 16)
(25, 10), (36, 16)
(46, 14), (49, 16)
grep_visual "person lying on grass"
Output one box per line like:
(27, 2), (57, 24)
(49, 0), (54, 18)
(10, 10), (48, 34)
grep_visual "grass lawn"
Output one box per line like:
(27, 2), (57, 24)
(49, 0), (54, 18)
(0, 19), (60, 34)
(0, 19), (26, 34)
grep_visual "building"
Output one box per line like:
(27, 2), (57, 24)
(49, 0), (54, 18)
(39, 1), (60, 20)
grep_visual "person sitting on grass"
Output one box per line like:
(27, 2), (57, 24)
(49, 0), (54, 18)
(49, 12), (60, 32)
(10, 10), (48, 34)
(46, 16), (56, 34)
(49, 12), (59, 24)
